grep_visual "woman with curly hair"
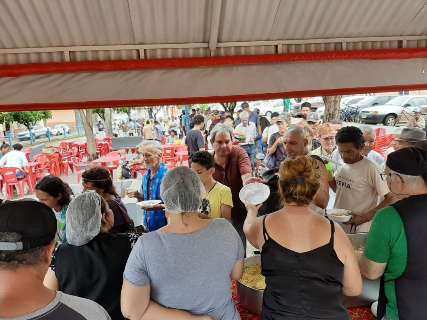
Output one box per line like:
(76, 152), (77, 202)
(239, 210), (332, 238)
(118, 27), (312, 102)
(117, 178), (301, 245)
(244, 156), (362, 320)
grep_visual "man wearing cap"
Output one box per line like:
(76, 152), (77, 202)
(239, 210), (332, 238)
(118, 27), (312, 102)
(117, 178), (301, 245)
(0, 200), (111, 319)
(265, 117), (288, 170)
(394, 127), (426, 151)
(360, 147), (427, 320)
(408, 107), (426, 129)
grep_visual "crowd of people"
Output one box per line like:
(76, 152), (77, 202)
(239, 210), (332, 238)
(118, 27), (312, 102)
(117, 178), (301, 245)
(1, 101), (427, 320)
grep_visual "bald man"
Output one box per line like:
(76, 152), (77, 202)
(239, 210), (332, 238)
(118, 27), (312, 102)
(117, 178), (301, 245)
(283, 127), (330, 209)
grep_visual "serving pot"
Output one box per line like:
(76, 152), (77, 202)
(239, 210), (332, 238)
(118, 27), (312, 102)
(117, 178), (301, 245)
(237, 233), (380, 315)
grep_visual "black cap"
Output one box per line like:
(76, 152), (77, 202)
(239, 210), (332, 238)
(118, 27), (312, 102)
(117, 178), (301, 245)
(386, 147), (427, 180)
(0, 200), (57, 251)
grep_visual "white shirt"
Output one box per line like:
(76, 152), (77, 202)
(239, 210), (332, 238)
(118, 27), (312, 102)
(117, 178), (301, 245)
(0, 150), (28, 169)
(367, 150), (385, 171)
(334, 157), (389, 232)
(262, 124), (279, 143)
(234, 122), (258, 145)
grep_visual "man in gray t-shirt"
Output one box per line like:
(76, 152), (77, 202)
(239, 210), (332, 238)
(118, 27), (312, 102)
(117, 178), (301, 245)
(124, 219), (244, 320)
(0, 200), (110, 320)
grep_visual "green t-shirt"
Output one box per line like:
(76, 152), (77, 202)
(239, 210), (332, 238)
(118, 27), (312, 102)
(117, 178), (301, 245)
(364, 206), (408, 320)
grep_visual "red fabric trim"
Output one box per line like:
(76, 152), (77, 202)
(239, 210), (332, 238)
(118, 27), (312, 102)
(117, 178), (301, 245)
(1, 83), (427, 112)
(1, 48), (427, 77)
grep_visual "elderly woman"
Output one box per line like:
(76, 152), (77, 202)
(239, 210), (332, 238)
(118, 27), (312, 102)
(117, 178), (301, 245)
(82, 167), (134, 233)
(128, 140), (168, 231)
(35, 175), (72, 243)
(121, 167), (244, 320)
(244, 156), (362, 319)
(43, 192), (135, 320)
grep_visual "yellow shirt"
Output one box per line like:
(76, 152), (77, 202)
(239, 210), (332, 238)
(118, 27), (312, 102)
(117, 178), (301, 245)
(207, 182), (233, 219)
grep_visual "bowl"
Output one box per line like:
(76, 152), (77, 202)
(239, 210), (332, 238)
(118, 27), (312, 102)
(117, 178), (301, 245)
(327, 208), (352, 223)
(239, 183), (270, 205)
(137, 200), (162, 208)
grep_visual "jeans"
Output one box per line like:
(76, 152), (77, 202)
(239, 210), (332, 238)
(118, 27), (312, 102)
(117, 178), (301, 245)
(241, 144), (256, 169)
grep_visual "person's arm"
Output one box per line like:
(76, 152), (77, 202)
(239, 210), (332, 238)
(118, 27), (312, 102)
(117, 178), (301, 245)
(334, 225), (363, 296)
(312, 159), (329, 209)
(220, 204), (232, 221)
(261, 127), (269, 144)
(352, 169), (393, 225)
(329, 177), (337, 193)
(230, 260), (244, 280)
(359, 209), (392, 279)
(196, 132), (205, 151)
(0, 153), (7, 167)
(359, 257), (387, 280)
(121, 281), (210, 320)
(43, 268), (59, 291)
(266, 135), (282, 156)
(352, 193), (394, 226)
(236, 147), (255, 185)
(21, 153), (28, 167)
(243, 203), (263, 249)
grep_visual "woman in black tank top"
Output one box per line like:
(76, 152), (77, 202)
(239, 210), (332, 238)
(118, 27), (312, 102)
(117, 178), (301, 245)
(243, 156), (362, 319)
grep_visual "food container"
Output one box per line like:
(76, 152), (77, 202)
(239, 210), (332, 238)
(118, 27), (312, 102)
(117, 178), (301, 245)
(236, 255), (263, 315)
(237, 233), (379, 315)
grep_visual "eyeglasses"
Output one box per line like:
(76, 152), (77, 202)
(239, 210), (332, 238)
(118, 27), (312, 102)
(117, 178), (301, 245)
(380, 172), (404, 183)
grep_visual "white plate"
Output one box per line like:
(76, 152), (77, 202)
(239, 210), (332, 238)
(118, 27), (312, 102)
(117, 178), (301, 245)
(327, 208), (352, 223)
(239, 183), (270, 205)
(137, 200), (162, 207)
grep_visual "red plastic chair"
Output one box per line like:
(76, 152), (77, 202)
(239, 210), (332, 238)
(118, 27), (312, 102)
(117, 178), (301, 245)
(162, 146), (176, 163)
(0, 168), (26, 199)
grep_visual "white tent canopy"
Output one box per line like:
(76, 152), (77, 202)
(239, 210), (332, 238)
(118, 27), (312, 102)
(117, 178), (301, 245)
(0, 0), (427, 110)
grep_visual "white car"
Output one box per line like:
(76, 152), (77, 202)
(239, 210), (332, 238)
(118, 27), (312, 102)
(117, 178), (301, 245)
(50, 124), (71, 135)
(316, 95), (370, 119)
(359, 95), (427, 126)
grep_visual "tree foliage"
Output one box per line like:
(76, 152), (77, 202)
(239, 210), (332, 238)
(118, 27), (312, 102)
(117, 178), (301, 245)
(2, 111), (52, 130)
(94, 107), (131, 120)
(220, 102), (238, 114)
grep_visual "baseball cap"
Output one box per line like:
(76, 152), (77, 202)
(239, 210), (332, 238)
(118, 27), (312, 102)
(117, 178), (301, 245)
(386, 147), (427, 178)
(0, 200), (56, 251)
(396, 128), (426, 143)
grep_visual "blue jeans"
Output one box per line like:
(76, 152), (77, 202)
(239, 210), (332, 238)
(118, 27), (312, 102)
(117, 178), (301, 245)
(241, 144), (256, 169)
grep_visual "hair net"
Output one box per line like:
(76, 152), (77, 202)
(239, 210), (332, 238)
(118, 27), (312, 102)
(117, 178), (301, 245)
(66, 191), (102, 246)
(160, 167), (205, 214)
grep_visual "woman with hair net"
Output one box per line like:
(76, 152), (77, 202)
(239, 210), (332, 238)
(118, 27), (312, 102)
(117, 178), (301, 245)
(122, 167), (244, 320)
(43, 191), (138, 320)
(128, 140), (168, 231)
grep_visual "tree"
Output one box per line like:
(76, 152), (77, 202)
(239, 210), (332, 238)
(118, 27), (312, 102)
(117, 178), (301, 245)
(322, 96), (342, 122)
(11, 111), (52, 130)
(78, 109), (97, 160)
(0, 112), (14, 131)
(220, 102), (237, 114)
(93, 107), (132, 136)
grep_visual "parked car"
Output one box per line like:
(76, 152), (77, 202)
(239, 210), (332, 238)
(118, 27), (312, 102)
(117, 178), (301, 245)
(344, 95), (397, 122)
(317, 95), (389, 120)
(17, 125), (48, 141)
(50, 124), (71, 135)
(359, 95), (427, 126)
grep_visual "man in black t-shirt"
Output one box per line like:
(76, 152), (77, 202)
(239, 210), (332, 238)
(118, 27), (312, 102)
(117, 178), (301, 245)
(0, 200), (110, 320)
(185, 115), (206, 160)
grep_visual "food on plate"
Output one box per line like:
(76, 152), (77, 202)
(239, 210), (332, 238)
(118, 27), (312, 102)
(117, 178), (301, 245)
(240, 264), (266, 290)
